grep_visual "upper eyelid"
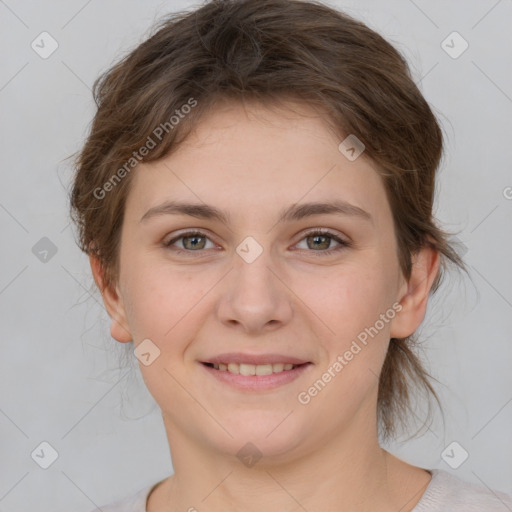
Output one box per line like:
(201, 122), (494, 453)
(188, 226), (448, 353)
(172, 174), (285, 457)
(164, 228), (217, 245)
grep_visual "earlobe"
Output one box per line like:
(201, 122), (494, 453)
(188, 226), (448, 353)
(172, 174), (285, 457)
(390, 246), (440, 339)
(88, 254), (132, 343)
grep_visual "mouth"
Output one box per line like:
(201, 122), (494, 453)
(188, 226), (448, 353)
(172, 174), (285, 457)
(199, 360), (313, 391)
(201, 361), (308, 375)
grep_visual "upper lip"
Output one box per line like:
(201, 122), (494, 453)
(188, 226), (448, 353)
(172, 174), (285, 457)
(202, 353), (311, 365)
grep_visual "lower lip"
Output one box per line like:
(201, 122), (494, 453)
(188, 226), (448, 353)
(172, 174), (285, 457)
(200, 363), (313, 391)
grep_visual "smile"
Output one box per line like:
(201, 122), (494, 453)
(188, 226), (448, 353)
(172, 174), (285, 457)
(200, 361), (313, 391)
(204, 362), (302, 375)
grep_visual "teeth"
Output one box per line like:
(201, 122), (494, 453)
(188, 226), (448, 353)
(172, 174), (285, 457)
(211, 362), (300, 374)
(227, 363), (239, 374)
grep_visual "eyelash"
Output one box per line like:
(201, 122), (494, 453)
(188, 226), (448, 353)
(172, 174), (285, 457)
(163, 229), (351, 257)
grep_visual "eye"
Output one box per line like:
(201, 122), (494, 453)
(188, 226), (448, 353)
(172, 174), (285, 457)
(163, 231), (216, 253)
(294, 229), (350, 255)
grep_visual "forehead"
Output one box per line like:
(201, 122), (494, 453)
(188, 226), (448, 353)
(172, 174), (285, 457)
(125, 100), (390, 225)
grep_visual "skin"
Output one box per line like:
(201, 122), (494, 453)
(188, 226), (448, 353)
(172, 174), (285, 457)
(90, 99), (440, 512)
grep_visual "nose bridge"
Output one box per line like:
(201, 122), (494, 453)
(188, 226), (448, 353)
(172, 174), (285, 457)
(233, 235), (279, 299)
(217, 235), (292, 332)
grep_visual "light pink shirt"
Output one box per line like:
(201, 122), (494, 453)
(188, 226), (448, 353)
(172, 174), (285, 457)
(89, 469), (512, 511)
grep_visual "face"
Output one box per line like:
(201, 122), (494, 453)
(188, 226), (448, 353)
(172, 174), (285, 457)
(97, 100), (430, 462)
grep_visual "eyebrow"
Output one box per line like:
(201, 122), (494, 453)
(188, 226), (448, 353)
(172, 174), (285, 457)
(140, 199), (372, 225)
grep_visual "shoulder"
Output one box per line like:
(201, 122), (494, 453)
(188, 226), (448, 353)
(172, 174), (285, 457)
(86, 481), (158, 512)
(413, 469), (512, 511)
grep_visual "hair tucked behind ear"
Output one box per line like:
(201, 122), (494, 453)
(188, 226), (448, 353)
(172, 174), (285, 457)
(69, 0), (467, 440)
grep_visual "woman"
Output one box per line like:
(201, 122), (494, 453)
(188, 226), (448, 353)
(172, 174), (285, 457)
(69, 0), (512, 510)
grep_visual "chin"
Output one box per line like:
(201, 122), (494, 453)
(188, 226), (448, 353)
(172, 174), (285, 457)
(211, 418), (309, 463)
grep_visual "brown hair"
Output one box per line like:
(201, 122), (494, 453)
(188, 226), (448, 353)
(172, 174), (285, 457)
(69, 0), (467, 440)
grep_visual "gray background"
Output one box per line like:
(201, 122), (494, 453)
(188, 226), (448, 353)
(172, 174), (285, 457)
(0, 0), (511, 510)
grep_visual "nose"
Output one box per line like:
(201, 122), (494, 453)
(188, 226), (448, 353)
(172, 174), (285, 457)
(216, 246), (293, 334)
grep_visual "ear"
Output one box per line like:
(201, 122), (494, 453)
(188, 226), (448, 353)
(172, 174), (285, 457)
(89, 254), (132, 343)
(390, 245), (440, 339)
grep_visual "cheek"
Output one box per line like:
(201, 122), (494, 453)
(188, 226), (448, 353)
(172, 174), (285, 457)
(299, 262), (395, 399)
(121, 260), (220, 370)
(122, 266), (203, 403)
(297, 263), (393, 339)
(298, 269), (393, 420)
